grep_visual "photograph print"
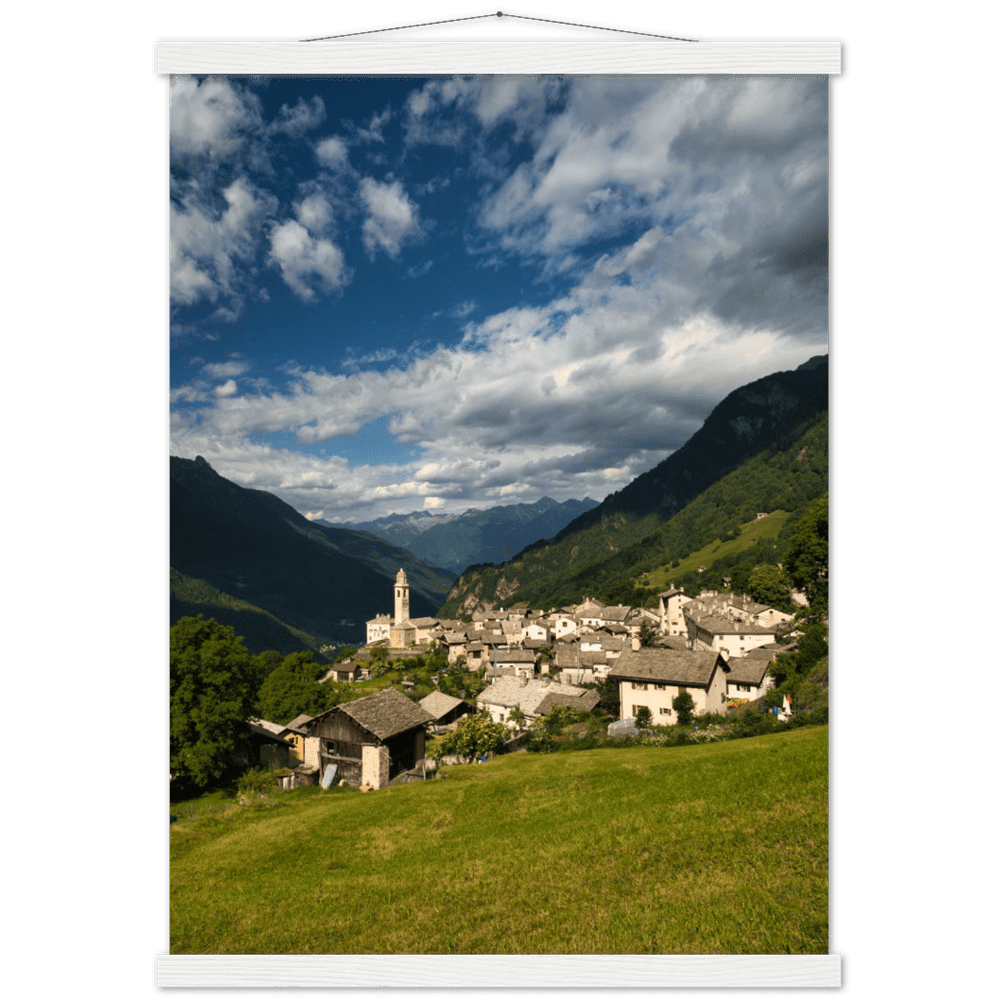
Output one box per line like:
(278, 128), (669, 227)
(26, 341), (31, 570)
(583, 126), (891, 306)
(169, 73), (830, 955)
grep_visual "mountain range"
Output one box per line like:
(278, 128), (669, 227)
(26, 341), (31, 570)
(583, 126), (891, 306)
(333, 496), (599, 573)
(171, 354), (827, 649)
(438, 356), (828, 616)
(170, 455), (455, 652)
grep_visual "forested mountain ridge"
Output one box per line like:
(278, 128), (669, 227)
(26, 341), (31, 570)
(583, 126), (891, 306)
(170, 456), (455, 649)
(556, 355), (828, 538)
(437, 359), (828, 617)
(343, 496), (599, 573)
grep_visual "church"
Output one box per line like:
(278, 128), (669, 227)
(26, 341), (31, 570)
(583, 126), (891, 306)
(365, 569), (438, 649)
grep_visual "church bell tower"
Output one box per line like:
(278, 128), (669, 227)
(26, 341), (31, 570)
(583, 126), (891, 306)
(394, 568), (410, 625)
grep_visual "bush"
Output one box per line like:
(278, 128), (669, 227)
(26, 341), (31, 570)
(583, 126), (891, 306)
(236, 766), (283, 801)
(672, 692), (695, 725)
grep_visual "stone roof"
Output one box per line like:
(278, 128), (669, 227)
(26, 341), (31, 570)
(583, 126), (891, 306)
(742, 648), (782, 662)
(598, 605), (632, 622)
(686, 615), (776, 636)
(491, 649), (537, 663)
(534, 689), (601, 716)
(608, 648), (725, 688)
(477, 677), (587, 716)
(406, 617), (440, 628)
(725, 657), (772, 686)
(248, 717), (285, 736)
(335, 688), (435, 741)
(442, 631), (468, 644)
(247, 721), (293, 744)
(727, 595), (771, 615)
(554, 647), (580, 668)
(366, 614), (392, 624)
(285, 714), (314, 732)
(659, 636), (691, 651)
(418, 690), (471, 721)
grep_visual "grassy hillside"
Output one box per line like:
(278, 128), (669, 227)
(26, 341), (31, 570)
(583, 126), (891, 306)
(170, 570), (331, 655)
(171, 726), (828, 955)
(439, 410), (827, 615)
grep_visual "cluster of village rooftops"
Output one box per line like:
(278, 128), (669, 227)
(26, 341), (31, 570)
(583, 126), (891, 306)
(248, 569), (802, 791)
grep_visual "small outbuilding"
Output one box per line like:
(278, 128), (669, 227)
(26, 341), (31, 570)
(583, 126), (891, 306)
(299, 688), (435, 789)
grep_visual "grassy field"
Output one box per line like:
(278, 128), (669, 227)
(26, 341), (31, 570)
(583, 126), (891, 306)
(644, 511), (792, 593)
(171, 725), (827, 955)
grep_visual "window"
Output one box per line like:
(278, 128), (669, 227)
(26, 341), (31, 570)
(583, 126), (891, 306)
(632, 705), (647, 716)
(634, 682), (648, 691)
(660, 707), (672, 716)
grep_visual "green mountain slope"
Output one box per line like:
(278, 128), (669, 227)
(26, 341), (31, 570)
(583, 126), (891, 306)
(438, 409), (827, 615)
(170, 569), (330, 655)
(171, 456), (455, 648)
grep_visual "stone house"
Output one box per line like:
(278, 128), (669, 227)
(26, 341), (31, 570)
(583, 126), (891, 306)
(365, 613), (391, 645)
(685, 614), (777, 660)
(658, 589), (693, 637)
(725, 655), (776, 701)
(477, 676), (599, 726)
(608, 647), (730, 724)
(299, 688), (434, 788)
(487, 648), (539, 680)
(419, 691), (475, 731)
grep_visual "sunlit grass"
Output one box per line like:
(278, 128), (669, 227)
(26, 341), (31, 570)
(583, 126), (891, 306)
(171, 726), (827, 954)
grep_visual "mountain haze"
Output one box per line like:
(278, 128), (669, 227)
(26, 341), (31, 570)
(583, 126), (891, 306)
(341, 496), (599, 573)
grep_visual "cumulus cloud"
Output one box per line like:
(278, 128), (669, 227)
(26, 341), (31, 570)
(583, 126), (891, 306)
(171, 76), (827, 521)
(269, 96), (326, 137)
(170, 176), (276, 311)
(203, 360), (250, 379)
(315, 135), (350, 170)
(269, 219), (348, 301)
(170, 77), (262, 161)
(359, 178), (421, 259)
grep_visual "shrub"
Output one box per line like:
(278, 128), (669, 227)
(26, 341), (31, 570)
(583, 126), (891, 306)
(672, 692), (695, 725)
(236, 766), (283, 801)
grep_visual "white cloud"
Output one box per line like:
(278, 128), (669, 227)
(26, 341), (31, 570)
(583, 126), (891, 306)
(169, 77), (261, 160)
(270, 96), (325, 137)
(214, 379), (238, 397)
(359, 178), (420, 259)
(269, 219), (348, 301)
(203, 360), (250, 378)
(170, 176), (274, 310)
(316, 135), (350, 170)
(295, 192), (333, 233)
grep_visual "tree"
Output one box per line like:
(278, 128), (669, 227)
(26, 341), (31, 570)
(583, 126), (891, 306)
(594, 675), (620, 717)
(638, 619), (660, 648)
(748, 564), (793, 610)
(429, 711), (507, 763)
(785, 494), (828, 611)
(170, 616), (263, 788)
(635, 706), (653, 728)
(256, 650), (337, 724)
(507, 705), (527, 730)
(672, 691), (695, 725)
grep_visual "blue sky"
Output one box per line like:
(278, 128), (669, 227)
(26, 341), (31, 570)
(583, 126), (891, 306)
(170, 75), (829, 522)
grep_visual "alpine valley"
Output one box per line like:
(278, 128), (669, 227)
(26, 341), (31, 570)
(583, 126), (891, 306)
(170, 356), (827, 651)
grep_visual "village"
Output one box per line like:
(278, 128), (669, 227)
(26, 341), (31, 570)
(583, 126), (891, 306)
(247, 568), (806, 792)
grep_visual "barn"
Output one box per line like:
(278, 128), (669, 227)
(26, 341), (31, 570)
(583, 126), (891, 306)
(300, 688), (434, 788)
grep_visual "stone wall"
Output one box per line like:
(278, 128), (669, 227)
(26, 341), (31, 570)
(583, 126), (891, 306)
(361, 745), (390, 789)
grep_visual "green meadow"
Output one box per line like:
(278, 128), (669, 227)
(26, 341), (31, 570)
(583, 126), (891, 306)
(170, 725), (827, 955)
